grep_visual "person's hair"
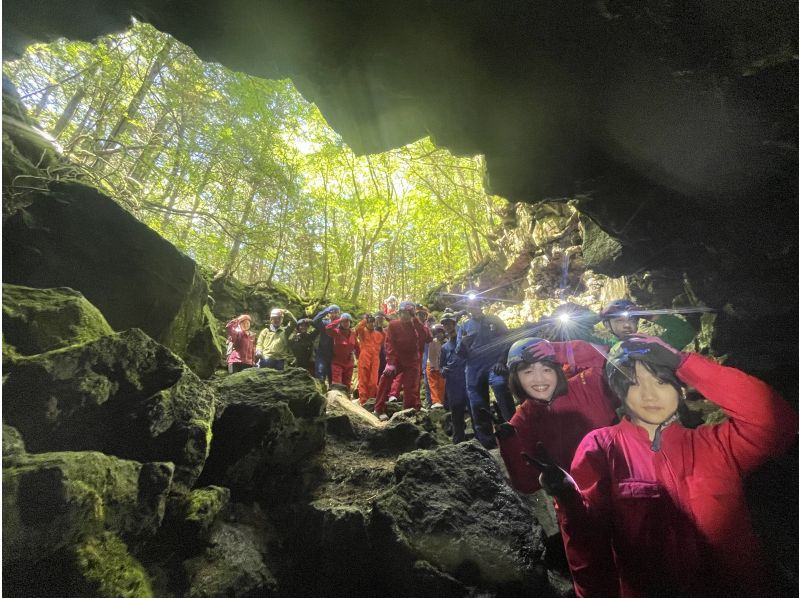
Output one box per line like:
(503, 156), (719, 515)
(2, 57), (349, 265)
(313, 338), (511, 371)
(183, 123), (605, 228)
(509, 359), (568, 402)
(607, 359), (683, 403)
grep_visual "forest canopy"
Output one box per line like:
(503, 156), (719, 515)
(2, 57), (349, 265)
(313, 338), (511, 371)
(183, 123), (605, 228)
(4, 21), (507, 307)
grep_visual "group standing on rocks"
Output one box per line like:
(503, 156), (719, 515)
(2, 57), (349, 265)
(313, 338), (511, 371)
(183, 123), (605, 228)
(225, 294), (796, 596)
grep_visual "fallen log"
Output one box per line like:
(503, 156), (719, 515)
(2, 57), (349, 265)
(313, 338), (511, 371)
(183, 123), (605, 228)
(326, 389), (387, 428)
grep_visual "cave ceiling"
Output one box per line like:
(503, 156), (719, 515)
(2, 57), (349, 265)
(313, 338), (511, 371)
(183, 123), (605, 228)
(4, 1), (797, 272)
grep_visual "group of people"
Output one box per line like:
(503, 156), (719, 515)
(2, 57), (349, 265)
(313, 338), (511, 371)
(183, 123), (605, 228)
(494, 303), (795, 597)
(226, 295), (796, 596)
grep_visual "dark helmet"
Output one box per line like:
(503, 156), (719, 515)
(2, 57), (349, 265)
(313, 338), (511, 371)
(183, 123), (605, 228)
(599, 299), (640, 320)
(431, 324), (446, 334)
(440, 312), (457, 324)
(297, 318), (313, 327)
(506, 337), (557, 368)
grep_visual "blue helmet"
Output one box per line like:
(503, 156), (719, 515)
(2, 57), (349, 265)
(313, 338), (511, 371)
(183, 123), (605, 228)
(507, 337), (557, 368)
(340, 313), (353, 321)
(398, 300), (416, 312)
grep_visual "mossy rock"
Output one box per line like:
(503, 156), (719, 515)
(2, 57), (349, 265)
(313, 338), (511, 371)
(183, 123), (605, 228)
(166, 485), (231, 541)
(2, 423), (26, 465)
(3, 451), (173, 568)
(2, 284), (114, 356)
(3, 328), (215, 491)
(2, 182), (221, 378)
(3, 532), (153, 598)
(72, 532), (154, 598)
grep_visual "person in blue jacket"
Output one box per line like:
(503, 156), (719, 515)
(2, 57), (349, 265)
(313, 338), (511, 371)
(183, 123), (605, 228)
(456, 297), (516, 449)
(439, 311), (469, 443)
(311, 303), (340, 384)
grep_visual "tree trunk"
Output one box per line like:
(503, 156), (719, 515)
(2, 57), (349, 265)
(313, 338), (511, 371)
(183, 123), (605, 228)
(221, 182), (258, 277)
(101, 39), (173, 153)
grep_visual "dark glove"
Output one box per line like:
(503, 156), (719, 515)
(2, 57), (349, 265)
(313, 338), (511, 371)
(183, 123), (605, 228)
(521, 442), (576, 499)
(492, 362), (509, 376)
(440, 366), (451, 377)
(494, 422), (516, 440)
(623, 335), (681, 369)
(383, 364), (397, 378)
(478, 406), (503, 426)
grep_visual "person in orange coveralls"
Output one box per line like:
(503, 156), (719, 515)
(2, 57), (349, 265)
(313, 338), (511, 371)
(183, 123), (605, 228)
(325, 313), (358, 391)
(354, 313), (385, 405)
(425, 324), (448, 408)
(373, 301), (432, 421)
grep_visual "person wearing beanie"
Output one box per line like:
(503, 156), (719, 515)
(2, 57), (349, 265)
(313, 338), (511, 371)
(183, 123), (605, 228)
(496, 337), (617, 494)
(532, 335), (797, 598)
(325, 312), (358, 391)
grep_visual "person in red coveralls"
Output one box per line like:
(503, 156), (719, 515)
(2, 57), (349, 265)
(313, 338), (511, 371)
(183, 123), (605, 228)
(373, 300), (432, 421)
(325, 313), (358, 392)
(225, 314), (255, 373)
(354, 313), (386, 405)
(496, 337), (618, 494)
(528, 335), (797, 598)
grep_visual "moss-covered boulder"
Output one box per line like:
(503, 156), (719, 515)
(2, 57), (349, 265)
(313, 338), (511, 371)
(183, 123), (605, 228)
(3, 450), (173, 568)
(199, 368), (326, 498)
(2, 284), (114, 356)
(2, 424), (26, 465)
(2, 182), (221, 377)
(166, 485), (231, 541)
(4, 531), (155, 598)
(368, 442), (548, 595)
(2, 328), (215, 491)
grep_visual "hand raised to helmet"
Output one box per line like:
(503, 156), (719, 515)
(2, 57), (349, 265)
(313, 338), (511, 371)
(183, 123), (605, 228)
(622, 335), (682, 369)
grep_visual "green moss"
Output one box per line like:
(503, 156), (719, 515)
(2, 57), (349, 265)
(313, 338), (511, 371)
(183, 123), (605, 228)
(2, 284), (114, 356)
(183, 486), (230, 527)
(74, 533), (154, 598)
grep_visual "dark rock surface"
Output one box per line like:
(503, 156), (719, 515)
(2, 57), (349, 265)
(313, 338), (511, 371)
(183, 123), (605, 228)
(370, 442), (547, 594)
(3, 328), (215, 491)
(183, 522), (278, 598)
(199, 367), (326, 498)
(2, 183), (222, 378)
